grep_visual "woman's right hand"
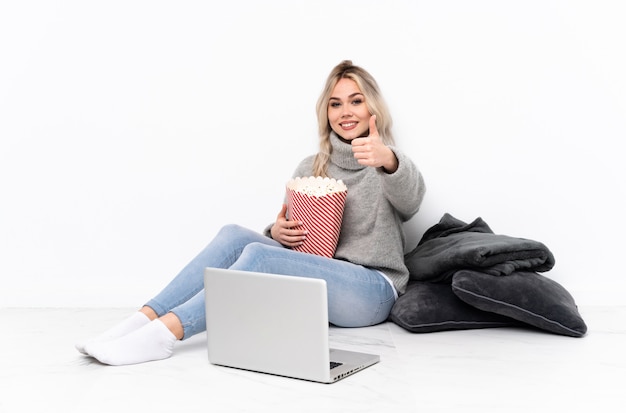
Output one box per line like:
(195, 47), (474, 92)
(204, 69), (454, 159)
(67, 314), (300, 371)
(270, 204), (308, 248)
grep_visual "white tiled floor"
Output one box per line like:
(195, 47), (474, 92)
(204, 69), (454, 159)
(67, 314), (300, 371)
(1, 306), (625, 413)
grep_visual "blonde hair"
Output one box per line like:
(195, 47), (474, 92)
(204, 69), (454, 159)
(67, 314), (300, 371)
(312, 60), (395, 177)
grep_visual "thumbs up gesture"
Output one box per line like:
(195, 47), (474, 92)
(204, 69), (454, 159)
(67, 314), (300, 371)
(350, 115), (398, 173)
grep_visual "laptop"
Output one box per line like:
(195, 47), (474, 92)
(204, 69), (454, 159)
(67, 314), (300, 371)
(203, 268), (380, 383)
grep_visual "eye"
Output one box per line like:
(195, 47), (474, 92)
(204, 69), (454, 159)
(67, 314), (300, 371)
(329, 101), (341, 108)
(351, 99), (363, 105)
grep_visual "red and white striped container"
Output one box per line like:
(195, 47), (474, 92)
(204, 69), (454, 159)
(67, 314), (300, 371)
(286, 177), (347, 258)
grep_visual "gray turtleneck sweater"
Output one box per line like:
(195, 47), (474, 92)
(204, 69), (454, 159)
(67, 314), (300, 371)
(269, 132), (425, 295)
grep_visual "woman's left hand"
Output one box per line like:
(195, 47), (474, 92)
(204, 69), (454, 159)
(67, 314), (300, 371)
(351, 115), (398, 173)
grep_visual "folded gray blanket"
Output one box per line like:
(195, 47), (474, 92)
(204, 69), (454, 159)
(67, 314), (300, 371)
(405, 213), (556, 283)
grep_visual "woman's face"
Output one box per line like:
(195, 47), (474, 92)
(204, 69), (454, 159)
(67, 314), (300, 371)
(327, 78), (371, 141)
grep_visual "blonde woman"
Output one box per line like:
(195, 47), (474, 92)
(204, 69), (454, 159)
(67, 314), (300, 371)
(77, 60), (426, 366)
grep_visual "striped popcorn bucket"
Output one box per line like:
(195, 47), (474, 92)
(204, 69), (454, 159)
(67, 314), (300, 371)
(286, 177), (347, 258)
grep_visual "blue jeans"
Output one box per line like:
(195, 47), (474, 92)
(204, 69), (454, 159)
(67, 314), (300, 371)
(145, 224), (396, 339)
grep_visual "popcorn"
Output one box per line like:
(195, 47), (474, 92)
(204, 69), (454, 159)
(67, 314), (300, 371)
(286, 176), (348, 258)
(286, 176), (347, 197)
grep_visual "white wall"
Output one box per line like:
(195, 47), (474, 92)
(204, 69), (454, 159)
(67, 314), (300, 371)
(2, 0), (625, 307)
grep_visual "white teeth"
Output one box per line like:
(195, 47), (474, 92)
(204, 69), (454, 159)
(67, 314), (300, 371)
(342, 122), (356, 127)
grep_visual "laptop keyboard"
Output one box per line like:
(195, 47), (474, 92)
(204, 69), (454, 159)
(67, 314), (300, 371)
(330, 361), (343, 370)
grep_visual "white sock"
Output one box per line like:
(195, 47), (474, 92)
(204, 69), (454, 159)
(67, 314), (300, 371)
(84, 319), (177, 366)
(75, 311), (151, 355)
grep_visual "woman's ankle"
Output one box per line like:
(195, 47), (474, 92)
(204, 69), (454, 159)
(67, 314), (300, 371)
(140, 306), (159, 321)
(160, 312), (184, 340)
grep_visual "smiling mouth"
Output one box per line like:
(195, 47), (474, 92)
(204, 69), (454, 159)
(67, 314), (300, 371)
(340, 122), (357, 129)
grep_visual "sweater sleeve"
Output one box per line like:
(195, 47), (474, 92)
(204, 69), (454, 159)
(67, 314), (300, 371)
(378, 146), (426, 222)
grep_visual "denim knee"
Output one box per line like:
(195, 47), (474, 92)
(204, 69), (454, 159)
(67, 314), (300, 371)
(230, 242), (276, 273)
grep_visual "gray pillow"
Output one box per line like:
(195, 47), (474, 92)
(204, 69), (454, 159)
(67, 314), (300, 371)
(405, 213), (556, 284)
(451, 270), (587, 337)
(390, 281), (517, 333)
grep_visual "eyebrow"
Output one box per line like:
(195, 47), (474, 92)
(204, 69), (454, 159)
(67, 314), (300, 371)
(329, 92), (364, 100)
